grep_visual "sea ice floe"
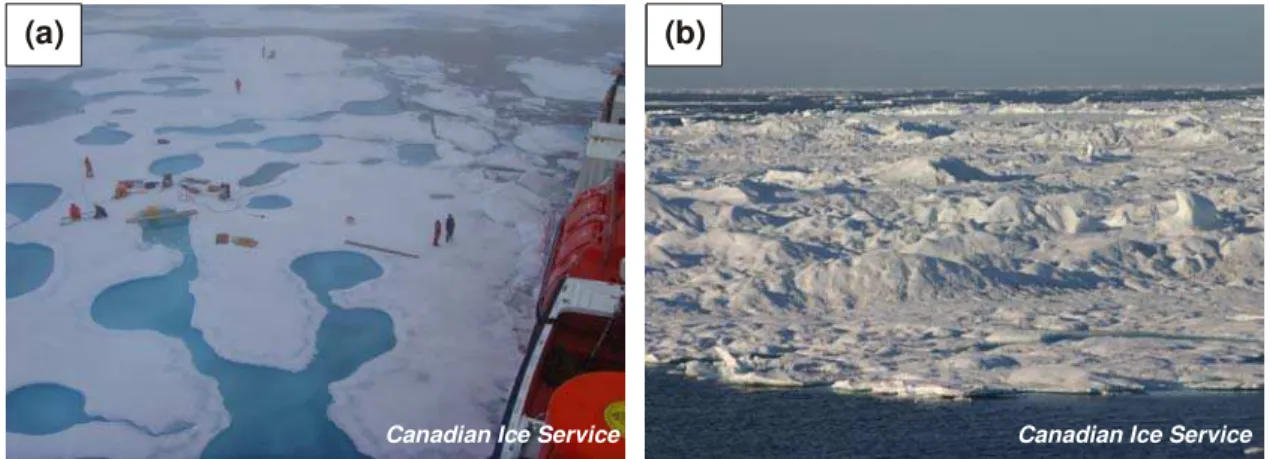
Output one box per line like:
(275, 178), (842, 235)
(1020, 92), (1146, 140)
(9, 9), (614, 456)
(647, 97), (1264, 396)
(507, 57), (612, 102)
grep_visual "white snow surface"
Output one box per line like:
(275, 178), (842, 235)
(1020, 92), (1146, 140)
(646, 98), (1264, 398)
(9, 10), (609, 457)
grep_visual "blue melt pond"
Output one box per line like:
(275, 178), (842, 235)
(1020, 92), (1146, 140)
(142, 76), (199, 87)
(138, 38), (197, 53)
(341, 96), (401, 116)
(149, 154), (204, 176)
(216, 141), (253, 150)
(157, 88), (211, 98)
(247, 195), (292, 210)
(184, 52), (220, 61)
(7, 78), (88, 129)
(257, 135), (322, 153)
(397, 144), (439, 166)
(156, 119), (265, 136)
(291, 251), (385, 294)
(8, 242), (54, 299)
(90, 216), (393, 457)
(7, 383), (97, 435)
(181, 66), (222, 74)
(239, 162), (298, 187)
(87, 90), (148, 103)
(7, 183), (62, 221)
(61, 68), (118, 82)
(75, 124), (133, 145)
(91, 215), (198, 337)
(298, 111), (339, 122)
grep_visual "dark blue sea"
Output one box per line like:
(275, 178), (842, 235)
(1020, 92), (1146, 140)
(646, 87), (1263, 126)
(647, 370), (1264, 459)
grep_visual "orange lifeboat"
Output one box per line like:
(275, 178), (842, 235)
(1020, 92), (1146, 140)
(538, 371), (624, 458)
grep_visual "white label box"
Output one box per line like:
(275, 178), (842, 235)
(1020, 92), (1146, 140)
(7, 3), (83, 67)
(646, 3), (722, 67)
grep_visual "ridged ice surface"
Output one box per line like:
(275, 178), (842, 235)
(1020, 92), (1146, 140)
(646, 96), (1264, 397)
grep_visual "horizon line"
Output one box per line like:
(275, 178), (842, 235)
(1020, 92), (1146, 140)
(646, 83), (1266, 94)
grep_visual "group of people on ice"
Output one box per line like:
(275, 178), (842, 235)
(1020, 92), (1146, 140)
(67, 157), (108, 223)
(432, 214), (456, 247)
(229, 43), (277, 94)
(66, 202), (107, 222)
(72, 155), (226, 224)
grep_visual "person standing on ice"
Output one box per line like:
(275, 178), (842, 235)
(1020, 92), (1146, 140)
(84, 156), (94, 179)
(445, 214), (455, 243)
(432, 220), (442, 247)
(235, 78), (242, 94)
(68, 203), (82, 221)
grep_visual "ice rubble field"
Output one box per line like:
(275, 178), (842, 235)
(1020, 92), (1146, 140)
(646, 97), (1265, 397)
(8, 27), (609, 458)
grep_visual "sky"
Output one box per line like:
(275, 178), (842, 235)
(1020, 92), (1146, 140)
(648, 5), (1264, 89)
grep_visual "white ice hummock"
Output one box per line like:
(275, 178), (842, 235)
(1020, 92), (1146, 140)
(646, 96), (1264, 397)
